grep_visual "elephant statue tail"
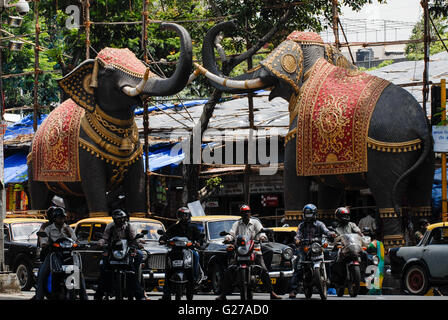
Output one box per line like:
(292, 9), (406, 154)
(391, 122), (433, 212)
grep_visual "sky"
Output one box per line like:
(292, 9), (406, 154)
(320, 0), (423, 43)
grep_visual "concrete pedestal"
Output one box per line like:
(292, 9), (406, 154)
(0, 272), (21, 293)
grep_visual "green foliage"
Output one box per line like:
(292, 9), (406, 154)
(406, 16), (448, 61)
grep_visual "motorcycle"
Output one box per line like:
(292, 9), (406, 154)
(220, 229), (270, 301)
(103, 229), (148, 300)
(299, 237), (330, 300)
(158, 230), (204, 301)
(330, 233), (367, 297)
(37, 231), (87, 300)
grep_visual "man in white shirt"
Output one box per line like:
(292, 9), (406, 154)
(216, 204), (282, 300)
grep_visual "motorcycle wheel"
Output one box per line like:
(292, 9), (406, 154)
(347, 265), (361, 298)
(210, 264), (223, 295)
(304, 285), (313, 299)
(314, 267), (327, 300)
(239, 269), (248, 301)
(116, 272), (123, 300)
(175, 285), (183, 301)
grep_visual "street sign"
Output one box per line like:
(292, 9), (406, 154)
(432, 125), (448, 152)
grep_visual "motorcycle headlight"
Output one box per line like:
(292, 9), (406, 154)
(282, 248), (293, 260)
(311, 242), (321, 253)
(372, 255), (379, 265)
(237, 246), (249, 256)
(113, 250), (125, 260)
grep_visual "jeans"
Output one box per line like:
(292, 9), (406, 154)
(289, 249), (306, 294)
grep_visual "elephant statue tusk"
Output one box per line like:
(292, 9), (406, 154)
(122, 67), (151, 97)
(186, 67), (202, 85)
(193, 62), (265, 89)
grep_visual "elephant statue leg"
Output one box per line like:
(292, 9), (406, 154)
(123, 159), (147, 218)
(407, 153), (435, 220)
(79, 150), (109, 217)
(283, 119), (311, 222)
(317, 183), (343, 224)
(27, 161), (55, 210)
(365, 150), (414, 250)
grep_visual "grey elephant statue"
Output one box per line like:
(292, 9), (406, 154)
(197, 21), (434, 248)
(27, 23), (193, 219)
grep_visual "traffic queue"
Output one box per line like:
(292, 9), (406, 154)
(1, 202), (393, 301)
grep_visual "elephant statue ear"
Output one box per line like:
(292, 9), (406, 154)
(259, 40), (303, 94)
(325, 44), (357, 70)
(58, 59), (98, 112)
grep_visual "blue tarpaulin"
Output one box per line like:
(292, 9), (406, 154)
(3, 113), (47, 142)
(4, 151), (28, 184)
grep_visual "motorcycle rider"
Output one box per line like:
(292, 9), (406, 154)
(94, 209), (146, 300)
(289, 204), (336, 298)
(334, 207), (363, 237)
(35, 207), (88, 300)
(216, 204), (282, 300)
(159, 207), (204, 301)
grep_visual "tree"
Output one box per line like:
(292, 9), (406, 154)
(405, 16), (448, 60)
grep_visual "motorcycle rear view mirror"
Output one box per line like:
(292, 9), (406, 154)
(141, 229), (149, 235)
(157, 229), (165, 235)
(37, 231), (47, 237)
(219, 231), (229, 237)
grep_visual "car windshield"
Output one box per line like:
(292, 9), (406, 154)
(207, 220), (238, 240)
(131, 222), (165, 241)
(11, 222), (44, 242)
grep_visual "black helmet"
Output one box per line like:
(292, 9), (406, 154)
(303, 204), (317, 222)
(112, 209), (127, 227)
(419, 218), (429, 226)
(177, 207), (191, 224)
(46, 206), (57, 221)
(52, 207), (67, 220)
(335, 207), (350, 224)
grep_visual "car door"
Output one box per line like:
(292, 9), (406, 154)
(422, 227), (448, 281)
(75, 223), (95, 280)
(3, 225), (11, 266)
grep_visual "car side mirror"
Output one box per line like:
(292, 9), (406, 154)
(37, 231), (47, 238)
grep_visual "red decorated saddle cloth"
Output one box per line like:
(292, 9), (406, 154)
(295, 58), (390, 176)
(31, 99), (85, 181)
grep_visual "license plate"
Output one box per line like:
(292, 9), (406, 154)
(172, 260), (183, 267)
(257, 278), (277, 285)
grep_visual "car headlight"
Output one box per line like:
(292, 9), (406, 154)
(311, 242), (321, 253)
(141, 250), (148, 262)
(282, 248), (293, 260)
(372, 255), (379, 265)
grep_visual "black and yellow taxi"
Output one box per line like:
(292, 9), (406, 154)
(388, 221), (448, 295)
(190, 215), (295, 295)
(3, 217), (48, 291)
(70, 216), (167, 291)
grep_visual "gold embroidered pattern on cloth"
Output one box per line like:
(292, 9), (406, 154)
(295, 58), (390, 176)
(32, 99), (84, 182)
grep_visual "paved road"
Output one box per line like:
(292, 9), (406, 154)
(1, 289), (447, 300)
